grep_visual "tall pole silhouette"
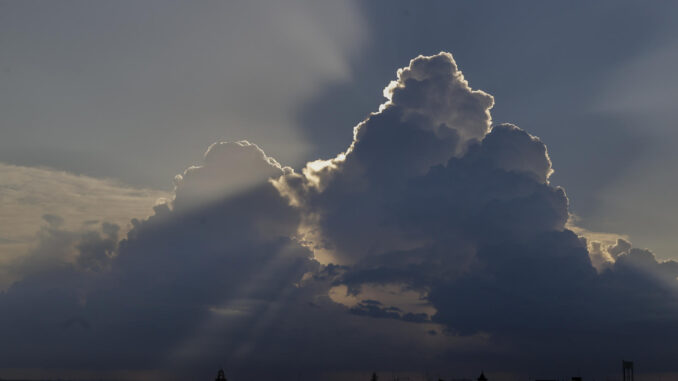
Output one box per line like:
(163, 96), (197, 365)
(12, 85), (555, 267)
(623, 360), (634, 381)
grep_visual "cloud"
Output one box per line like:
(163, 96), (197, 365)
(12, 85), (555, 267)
(0, 163), (168, 288)
(3, 52), (678, 378)
(274, 53), (494, 266)
(275, 52), (678, 372)
(172, 140), (291, 210)
(384, 52), (494, 145)
(0, 141), (315, 375)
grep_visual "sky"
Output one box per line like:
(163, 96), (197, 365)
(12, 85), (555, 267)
(2, 1), (678, 380)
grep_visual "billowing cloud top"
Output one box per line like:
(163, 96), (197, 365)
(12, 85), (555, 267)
(173, 140), (290, 210)
(274, 53), (551, 265)
(1, 52), (677, 380)
(384, 52), (494, 145)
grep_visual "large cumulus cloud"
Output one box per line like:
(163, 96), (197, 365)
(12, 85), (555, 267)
(274, 53), (678, 373)
(2, 52), (678, 379)
(275, 53), (495, 265)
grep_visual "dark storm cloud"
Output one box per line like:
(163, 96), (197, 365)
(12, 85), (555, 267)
(276, 52), (678, 372)
(3, 52), (678, 378)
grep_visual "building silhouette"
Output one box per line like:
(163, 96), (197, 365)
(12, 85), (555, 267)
(215, 368), (227, 381)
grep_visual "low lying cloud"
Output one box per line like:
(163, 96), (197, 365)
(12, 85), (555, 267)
(0, 163), (168, 288)
(2, 52), (678, 379)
